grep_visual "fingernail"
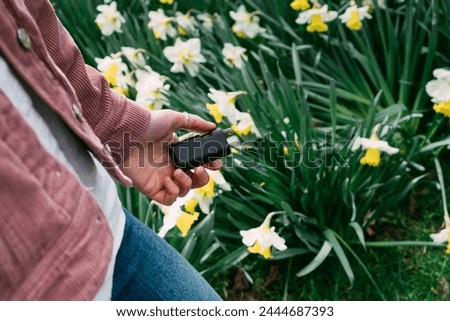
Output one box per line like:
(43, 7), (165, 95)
(175, 169), (184, 179)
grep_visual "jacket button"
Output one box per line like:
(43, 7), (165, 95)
(103, 143), (112, 156)
(72, 104), (84, 122)
(17, 28), (32, 50)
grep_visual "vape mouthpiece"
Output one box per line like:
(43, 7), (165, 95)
(222, 127), (233, 137)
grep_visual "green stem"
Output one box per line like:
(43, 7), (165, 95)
(420, 117), (445, 149)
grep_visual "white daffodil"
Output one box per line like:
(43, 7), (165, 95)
(426, 68), (450, 118)
(175, 11), (197, 36)
(430, 225), (450, 254)
(430, 226), (450, 244)
(157, 170), (230, 236)
(363, 0), (386, 10)
(186, 170), (231, 214)
(114, 71), (134, 96)
(147, 9), (177, 40)
(95, 1), (126, 36)
(197, 13), (214, 31)
(120, 47), (146, 68)
(157, 192), (200, 238)
(426, 69), (450, 103)
(231, 112), (261, 137)
(339, 2), (372, 31)
(240, 213), (287, 259)
(351, 124), (399, 167)
(95, 54), (130, 89)
(430, 213), (450, 253)
(206, 89), (246, 124)
(163, 38), (206, 77)
(295, 5), (338, 33)
(135, 67), (170, 111)
(230, 5), (265, 39)
(222, 43), (248, 70)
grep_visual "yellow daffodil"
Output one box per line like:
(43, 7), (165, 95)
(295, 5), (338, 33)
(147, 9), (177, 40)
(95, 1), (126, 36)
(290, 0), (311, 11)
(230, 5), (265, 39)
(206, 89), (246, 124)
(135, 67), (170, 111)
(222, 43), (248, 70)
(426, 68), (450, 118)
(339, 2), (372, 31)
(351, 124), (399, 167)
(240, 213), (287, 259)
(159, 0), (174, 4)
(163, 38), (206, 76)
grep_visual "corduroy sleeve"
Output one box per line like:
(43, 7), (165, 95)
(24, 0), (150, 164)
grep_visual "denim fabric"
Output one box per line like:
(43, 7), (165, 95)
(111, 208), (222, 301)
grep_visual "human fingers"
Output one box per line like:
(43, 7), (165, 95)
(172, 110), (216, 132)
(173, 168), (193, 197)
(186, 166), (210, 189)
(157, 176), (179, 205)
(203, 159), (223, 171)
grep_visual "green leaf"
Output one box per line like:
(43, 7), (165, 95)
(180, 234), (198, 260)
(271, 248), (310, 260)
(323, 229), (355, 285)
(420, 137), (450, 153)
(296, 241), (332, 278)
(201, 247), (249, 276)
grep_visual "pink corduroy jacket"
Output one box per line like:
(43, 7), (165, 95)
(0, 0), (151, 300)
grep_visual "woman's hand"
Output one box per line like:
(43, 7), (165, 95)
(120, 110), (222, 205)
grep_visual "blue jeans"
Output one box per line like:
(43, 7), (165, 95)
(111, 208), (222, 301)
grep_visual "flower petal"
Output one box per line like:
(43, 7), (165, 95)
(426, 80), (450, 102)
(433, 68), (450, 81)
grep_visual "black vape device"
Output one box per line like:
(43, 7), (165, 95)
(169, 128), (232, 170)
